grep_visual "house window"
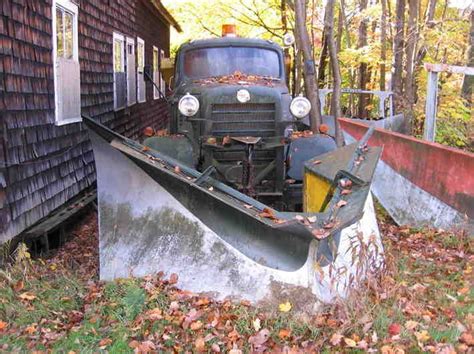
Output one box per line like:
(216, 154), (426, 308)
(53, 0), (81, 125)
(126, 37), (137, 106)
(113, 32), (126, 110)
(160, 49), (166, 94)
(153, 46), (160, 100)
(137, 37), (146, 103)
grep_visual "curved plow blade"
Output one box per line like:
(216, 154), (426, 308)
(85, 116), (384, 309)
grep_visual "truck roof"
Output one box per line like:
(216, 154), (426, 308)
(178, 37), (283, 53)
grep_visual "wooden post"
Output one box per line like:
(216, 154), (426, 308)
(423, 63), (474, 142)
(423, 70), (439, 142)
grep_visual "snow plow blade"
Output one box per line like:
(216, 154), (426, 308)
(84, 116), (383, 309)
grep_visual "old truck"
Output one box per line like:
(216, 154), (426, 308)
(145, 34), (337, 210)
(83, 29), (384, 307)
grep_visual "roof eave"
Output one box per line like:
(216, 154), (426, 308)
(150, 0), (182, 33)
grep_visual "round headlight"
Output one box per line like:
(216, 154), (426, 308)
(237, 89), (250, 103)
(290, 96), (311, 119)
(178, 93), (200, 117)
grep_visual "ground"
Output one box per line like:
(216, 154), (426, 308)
(0, 209), (472, 353)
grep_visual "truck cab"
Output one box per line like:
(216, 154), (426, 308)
(146, 35), (336, 210)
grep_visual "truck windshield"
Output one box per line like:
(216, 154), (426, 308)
(183, 47), (281, 79)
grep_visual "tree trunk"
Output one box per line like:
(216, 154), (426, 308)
(404, 0), (419, 131)
(318, 31), (329, 86)
(380, 0), (387, 91)
(325, 0), (343, 146)
(462, 10), (474, 105)
(357, 0), (369, 118)
(294, 0), (322, 132)
(426, 0), (437, 28)
(391, 0), (406, 111)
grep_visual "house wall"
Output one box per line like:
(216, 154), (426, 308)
(0, 0), (171, 243)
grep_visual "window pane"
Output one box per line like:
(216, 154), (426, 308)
(64, 11), (74, 59)
(153, 49), (158, 72)
(56, 8), (64, 58)
(114, 39), (123, 72)
(137, 42), (144, 71)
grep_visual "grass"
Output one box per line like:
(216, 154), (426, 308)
(0, 212), (472, 353)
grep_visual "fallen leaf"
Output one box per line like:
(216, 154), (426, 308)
(279, 301), (292, 312)
(341, 189), (352, 195)
(312, 229), (330, 240)
(128, 340), (140, 349)
(313, 160), (322, 165)
(330, 333), (343, 346)
(459, 332), (474, 346)
(228, 344), (243, 354)
(278, 329), (291, 340)
(344, 337), (357, 347)
(249, 328), (270, 349)
(336, 200), (348, 208)
(24, 324), (36, 334)
(19, 292), (36, 301)
(405, 320), (419, 330)
(174, 166), (181, 174)
(253, 318), (261, 332)
(142, 146), (150, 152)
(145, 308), (162, 320)
(415, 330), (430, 343)
(244, 204), (253, 209)
(340, 179), (353, 188)
(211, 343), (221, 352)
(169, 273), (179, 285)
(323, 222), (336, 229)
(307, 216), (317, 223)
(195, 337), (206, 352)
(98, 338), (112, 348)
(357, 339), (368, 350)
(0, 321), (7, 331)
(228, 329), (240, 342)
(295, 215), (305, 221)
(13, 280), (24, 292)
(388, 323), (402, 336)
(259, 208), (277, 220)
(190, 321), (203, 331)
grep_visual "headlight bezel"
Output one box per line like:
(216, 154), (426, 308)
(178, 93), (200, 117)
(290, 96), (312, 119)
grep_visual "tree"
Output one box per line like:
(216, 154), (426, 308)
(404, 0), (419, 131)
(380, 0), (388, 91)
(324, 0), (343, 146)
(461, 10), (474, 105)
(294, 0), (323, 132)
(391, 0), (406, 111)
(357, 0), (369, 118)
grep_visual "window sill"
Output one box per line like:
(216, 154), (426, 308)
(55, 117), (82, 126)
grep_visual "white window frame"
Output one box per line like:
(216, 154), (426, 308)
(153, 46), (160, 100)
(137, 37), (146, 103)
(160, 49), (166, 95)
(52, 0), (81, 125)
(113, 32), (126, 111)
(126, 36), (137, 106)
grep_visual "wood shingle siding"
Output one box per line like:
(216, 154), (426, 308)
(1, 0), (176, 243)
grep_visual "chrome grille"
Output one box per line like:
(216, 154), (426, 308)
(211, 103), (276, 137)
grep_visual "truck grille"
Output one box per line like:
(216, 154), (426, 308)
(211, 103), (276, 137)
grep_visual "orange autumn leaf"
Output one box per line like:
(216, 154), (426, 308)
(278, 328), (291, 339)
(0, 321), (7, 331)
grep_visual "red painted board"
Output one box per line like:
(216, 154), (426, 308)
(339, 118), (474, 218)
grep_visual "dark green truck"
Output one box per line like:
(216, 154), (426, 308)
(145, 36), (336, 210)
